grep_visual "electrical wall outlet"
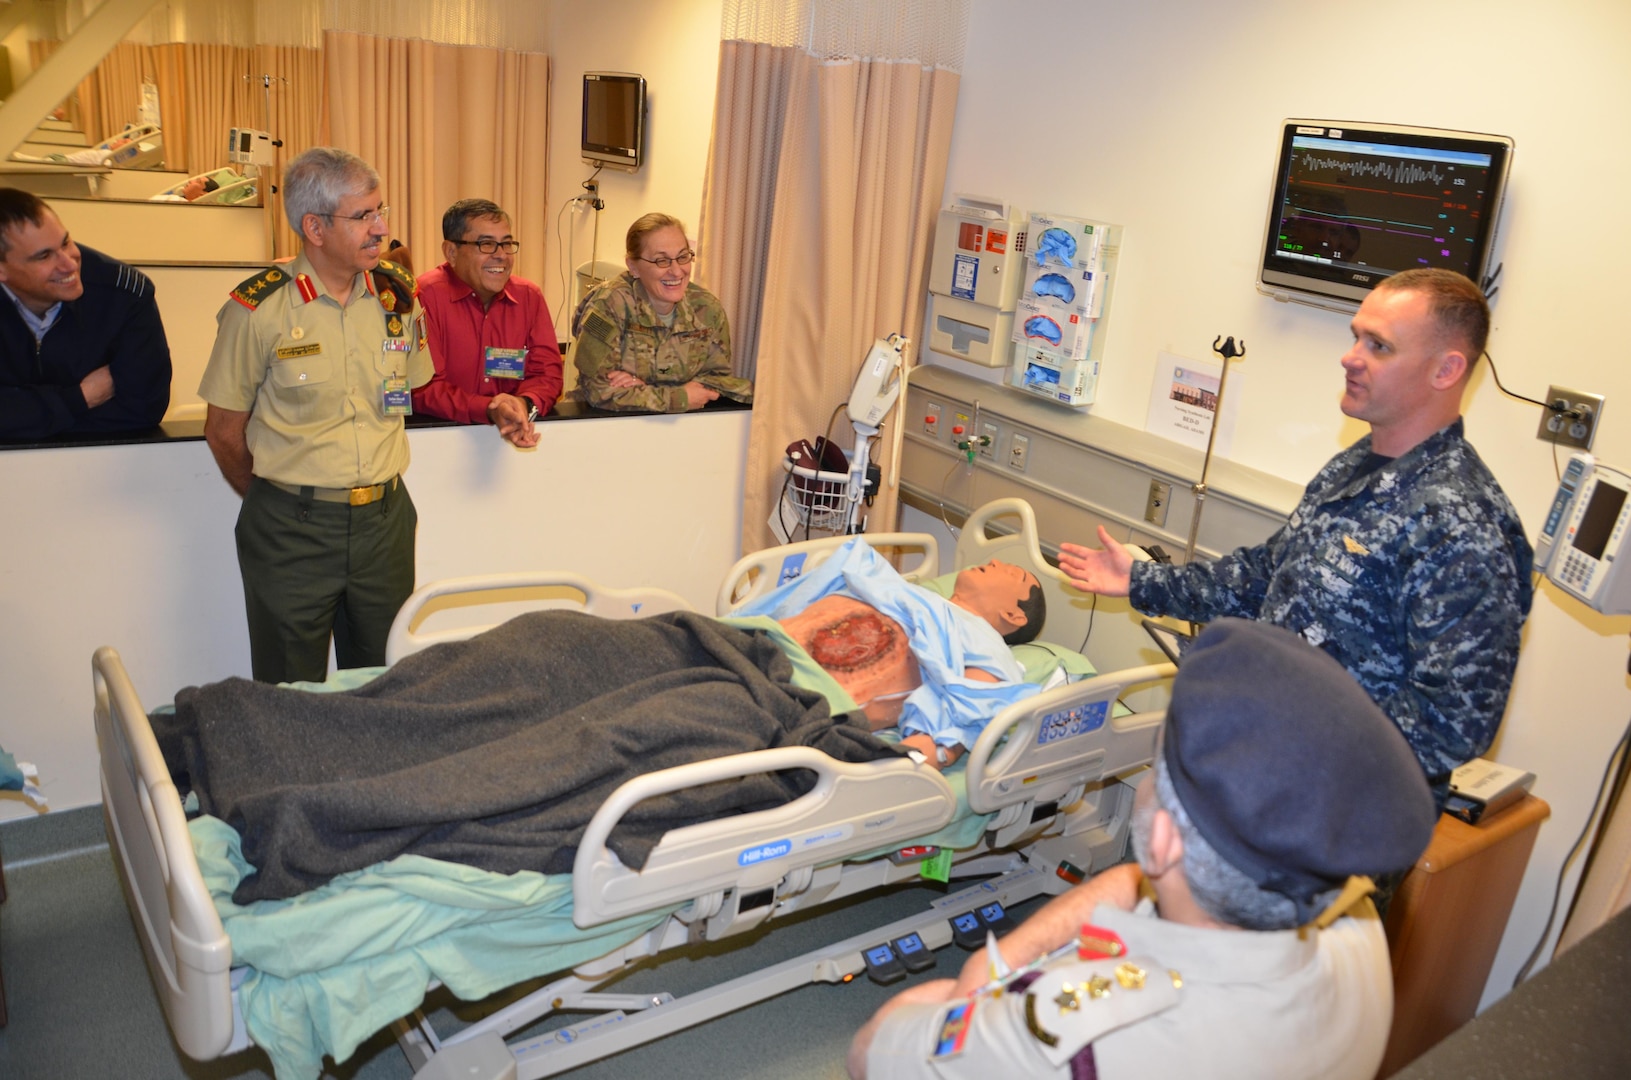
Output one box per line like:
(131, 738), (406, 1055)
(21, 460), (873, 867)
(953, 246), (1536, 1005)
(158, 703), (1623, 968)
(1145, 479), (1171, 527)
(1008, 433), (1029, 471)
(1536, 386), (1605, 451)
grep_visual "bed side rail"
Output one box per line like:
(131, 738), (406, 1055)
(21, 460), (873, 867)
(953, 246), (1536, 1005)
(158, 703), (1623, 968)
(387, 572), (694, 663)
(964, 662), (1176, 815)
(717, 532), (939, 615)
(92, 646), (235, 1062)
(573, 748), (954, 928)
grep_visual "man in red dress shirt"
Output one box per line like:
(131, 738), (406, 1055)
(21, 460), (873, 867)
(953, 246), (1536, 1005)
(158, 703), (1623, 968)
(411, 198), (563, 447)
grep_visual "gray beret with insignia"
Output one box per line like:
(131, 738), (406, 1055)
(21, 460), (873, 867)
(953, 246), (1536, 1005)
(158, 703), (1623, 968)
(1163, 618), (1436, 915)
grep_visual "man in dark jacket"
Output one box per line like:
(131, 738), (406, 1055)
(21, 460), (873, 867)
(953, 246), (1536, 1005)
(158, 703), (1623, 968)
(0, 187), (172, 439)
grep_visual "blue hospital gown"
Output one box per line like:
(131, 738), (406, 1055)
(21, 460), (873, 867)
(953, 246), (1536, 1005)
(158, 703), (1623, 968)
(732, 540), (1037, 749)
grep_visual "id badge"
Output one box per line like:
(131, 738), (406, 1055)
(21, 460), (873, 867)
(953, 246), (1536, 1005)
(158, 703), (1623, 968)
(485, 346), (526, 380)
(382, 373), (412, 415)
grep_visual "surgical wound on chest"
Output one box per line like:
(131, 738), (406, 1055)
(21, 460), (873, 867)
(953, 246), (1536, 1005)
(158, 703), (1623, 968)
(804, 610), (908, 675)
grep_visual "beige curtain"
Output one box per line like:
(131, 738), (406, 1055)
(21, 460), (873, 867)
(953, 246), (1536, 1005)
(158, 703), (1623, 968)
(29, 39), (156, 146)
(701, 3), (964, 553)
(696, 40), (794, 382)
(322, 31), (549, 288)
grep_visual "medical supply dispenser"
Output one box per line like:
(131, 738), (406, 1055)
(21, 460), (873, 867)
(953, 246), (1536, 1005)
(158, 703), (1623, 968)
(1008, 212), (1121, 407)
(927, 194), (1025, 367)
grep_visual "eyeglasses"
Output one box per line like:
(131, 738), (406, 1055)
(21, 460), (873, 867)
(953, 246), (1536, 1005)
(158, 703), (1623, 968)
(323, 204), (390, 225)
(452, 239), (521, 255)
(634, 250), (695, 269)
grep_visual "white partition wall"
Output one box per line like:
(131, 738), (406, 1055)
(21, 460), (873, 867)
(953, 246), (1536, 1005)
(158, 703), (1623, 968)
(0, 412), (750, 822)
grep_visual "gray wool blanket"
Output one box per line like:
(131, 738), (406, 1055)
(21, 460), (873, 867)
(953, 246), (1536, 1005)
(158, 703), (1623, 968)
(154, 610), (899, 903)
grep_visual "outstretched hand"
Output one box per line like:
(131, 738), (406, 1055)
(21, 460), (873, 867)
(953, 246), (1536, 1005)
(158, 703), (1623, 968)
(1057, 526), (1134, 597)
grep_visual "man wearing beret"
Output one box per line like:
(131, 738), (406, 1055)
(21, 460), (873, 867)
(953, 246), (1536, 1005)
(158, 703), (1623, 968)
(1058, 268), (1532, 808)
(849, 618), (1437, 1080)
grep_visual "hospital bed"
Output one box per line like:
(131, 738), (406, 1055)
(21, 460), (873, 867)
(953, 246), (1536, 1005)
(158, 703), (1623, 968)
(11, 122), (165, 169)
(149, 166), (258, 204)
(94, 498), (1174, 1080)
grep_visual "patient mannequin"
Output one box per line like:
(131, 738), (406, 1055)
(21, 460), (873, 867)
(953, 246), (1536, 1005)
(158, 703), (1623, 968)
(776, 560), (1041, 769)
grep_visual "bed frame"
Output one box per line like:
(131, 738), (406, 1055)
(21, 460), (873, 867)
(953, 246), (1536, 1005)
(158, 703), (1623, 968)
(95, 499), (1174, 1079)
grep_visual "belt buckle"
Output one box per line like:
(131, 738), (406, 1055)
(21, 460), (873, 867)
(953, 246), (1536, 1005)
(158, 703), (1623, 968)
(349, 485), (377, 507)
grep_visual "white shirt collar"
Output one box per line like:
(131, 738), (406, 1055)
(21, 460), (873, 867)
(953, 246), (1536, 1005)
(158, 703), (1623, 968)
(1, 282), (63, 341)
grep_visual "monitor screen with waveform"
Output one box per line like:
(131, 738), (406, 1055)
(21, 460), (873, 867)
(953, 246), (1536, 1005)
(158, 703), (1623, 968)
(1257, 120), (1514, 311)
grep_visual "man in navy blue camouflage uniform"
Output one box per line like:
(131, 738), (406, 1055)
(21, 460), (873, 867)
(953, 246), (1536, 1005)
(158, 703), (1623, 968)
(1059, 269), (1532, 808)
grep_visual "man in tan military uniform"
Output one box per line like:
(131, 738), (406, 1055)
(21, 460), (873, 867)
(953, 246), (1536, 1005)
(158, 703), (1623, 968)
(200, 147), (431, 683)
(850, 620), (1438, 1080)
(570, 212), (752, 413)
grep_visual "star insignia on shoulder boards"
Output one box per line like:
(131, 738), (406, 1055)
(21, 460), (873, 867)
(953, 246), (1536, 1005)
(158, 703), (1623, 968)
(1053, 983), (1083, 1013)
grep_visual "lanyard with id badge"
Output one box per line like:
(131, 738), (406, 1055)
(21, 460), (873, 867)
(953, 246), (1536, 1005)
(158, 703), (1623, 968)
(382, 312), (413, 415)
(484, 346), (527, 381)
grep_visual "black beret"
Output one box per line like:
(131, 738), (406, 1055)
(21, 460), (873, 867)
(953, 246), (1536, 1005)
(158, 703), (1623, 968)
(1163, 618), (1435, 917)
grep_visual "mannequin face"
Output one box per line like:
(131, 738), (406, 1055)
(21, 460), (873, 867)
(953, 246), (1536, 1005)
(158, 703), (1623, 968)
(949, 561), (1038, 636)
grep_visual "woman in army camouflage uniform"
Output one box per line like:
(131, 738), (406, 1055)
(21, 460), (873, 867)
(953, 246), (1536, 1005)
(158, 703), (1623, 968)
(570, 213), (753, 413)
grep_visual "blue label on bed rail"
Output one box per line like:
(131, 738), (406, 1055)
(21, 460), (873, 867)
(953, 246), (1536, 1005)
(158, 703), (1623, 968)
(776, 553), (808, 586)
(1035, 700), (1109, 746)
(739, 839), (793, 866)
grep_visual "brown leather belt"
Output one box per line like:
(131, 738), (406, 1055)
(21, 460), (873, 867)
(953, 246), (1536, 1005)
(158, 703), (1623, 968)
(264, 476), (398, 506)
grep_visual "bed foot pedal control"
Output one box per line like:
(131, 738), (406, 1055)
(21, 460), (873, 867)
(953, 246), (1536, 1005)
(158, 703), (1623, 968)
(951, 899), (1019, 950)
(413, 1031), (517, 1080)
(863, 941), (909, 984)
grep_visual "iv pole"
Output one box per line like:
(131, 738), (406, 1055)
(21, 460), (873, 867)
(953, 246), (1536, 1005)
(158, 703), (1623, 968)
(1184, 335), (1246, 564)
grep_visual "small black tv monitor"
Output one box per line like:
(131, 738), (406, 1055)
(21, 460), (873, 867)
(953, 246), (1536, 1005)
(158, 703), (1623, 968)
(1257, 119), (1514, 311)
(582, 71), (646, 172)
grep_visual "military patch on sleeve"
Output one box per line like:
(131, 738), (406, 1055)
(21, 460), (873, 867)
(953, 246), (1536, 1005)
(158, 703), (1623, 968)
(581, 308), (618, 346)
(230, 267), (293, 310)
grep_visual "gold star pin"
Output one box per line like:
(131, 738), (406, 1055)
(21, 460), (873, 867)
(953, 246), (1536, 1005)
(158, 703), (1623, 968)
(1086, 974), (1113, 999)
(1114, 962), (1146, 990)
(1169, 969), (1184, 989)
(1052, 983), (1083, 1014)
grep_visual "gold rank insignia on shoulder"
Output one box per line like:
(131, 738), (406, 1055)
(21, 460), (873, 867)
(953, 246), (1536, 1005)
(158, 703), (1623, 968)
(229, 265), (295, 311)
(373, 258), (418, 298)
(1343, 535), (1371, 556)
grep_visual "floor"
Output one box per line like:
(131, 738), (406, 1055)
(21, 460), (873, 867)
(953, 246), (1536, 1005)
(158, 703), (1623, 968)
(0, 804), (1035, 1079)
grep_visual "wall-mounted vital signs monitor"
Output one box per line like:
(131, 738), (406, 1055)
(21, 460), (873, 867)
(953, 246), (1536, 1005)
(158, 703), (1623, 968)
(1257, 120), (1514, 311)
(582, 72), (646, 172)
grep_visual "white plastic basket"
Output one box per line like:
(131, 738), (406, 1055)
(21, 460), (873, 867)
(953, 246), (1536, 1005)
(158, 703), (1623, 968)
(781, 452), (853, 532)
